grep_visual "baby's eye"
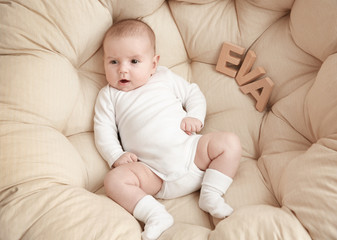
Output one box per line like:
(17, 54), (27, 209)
(131, 59), (139, 64)
(110, 60), (118, 64)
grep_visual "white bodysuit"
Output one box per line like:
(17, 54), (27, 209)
(94, 66), (206, 184)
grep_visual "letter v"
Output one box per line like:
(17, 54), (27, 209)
(235, 50), (266, 86)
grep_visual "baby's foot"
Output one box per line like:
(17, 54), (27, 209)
(199, 169), (234, 218)
(133, 195), (174, 240)
(199, 188), (233, 218)
(142, 211), (173, 240)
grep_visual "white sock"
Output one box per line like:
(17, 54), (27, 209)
(133, 195), (174, 240)
(199, 169), (233, 218)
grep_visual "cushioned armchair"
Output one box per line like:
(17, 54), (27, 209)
(1, 0), (336, 239)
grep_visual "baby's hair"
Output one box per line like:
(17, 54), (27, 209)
(103, 19), (156, 54)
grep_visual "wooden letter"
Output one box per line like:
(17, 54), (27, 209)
(216, 42), (245, 78)
(236, 50), (266, 86)
(239, 77), (274, 112)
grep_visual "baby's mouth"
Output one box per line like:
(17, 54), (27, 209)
(119, 79), (130, 84)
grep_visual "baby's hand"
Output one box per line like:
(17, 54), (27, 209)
(180, 117), (203, 135)
(113, 152), (138, 167)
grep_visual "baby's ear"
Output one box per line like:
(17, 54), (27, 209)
(152, 55), (160, 72)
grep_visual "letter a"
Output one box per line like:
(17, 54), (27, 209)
(240, 77), (274, 112)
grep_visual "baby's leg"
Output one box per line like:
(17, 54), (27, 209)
(194, 132), (241, 218)
(104, 162), (173, 240)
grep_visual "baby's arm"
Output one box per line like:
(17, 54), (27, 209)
(167, 69), (206, 134)
(94, 86), (132, 168)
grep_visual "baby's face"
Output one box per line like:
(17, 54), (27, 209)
(103, 35), (159, 91)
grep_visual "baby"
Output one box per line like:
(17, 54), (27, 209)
(94, 19), (241, 240)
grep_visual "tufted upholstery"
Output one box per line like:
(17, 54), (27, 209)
(1, 0), (336, 239)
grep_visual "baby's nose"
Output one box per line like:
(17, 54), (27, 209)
(119, 65), (127, 73)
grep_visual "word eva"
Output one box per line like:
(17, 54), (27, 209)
(216, 42), (274, 112)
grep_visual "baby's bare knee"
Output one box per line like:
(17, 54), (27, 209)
(104, 166), (139, 193)
(225, 132), (241, 153)
(216, 132), (241, 160)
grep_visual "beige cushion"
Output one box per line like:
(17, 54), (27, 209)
(1, 0), (336, 239)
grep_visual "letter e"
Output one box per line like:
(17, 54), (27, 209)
(216, 42), (245, 78)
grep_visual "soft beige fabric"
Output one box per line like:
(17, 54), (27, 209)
(1, 0), (336, 239)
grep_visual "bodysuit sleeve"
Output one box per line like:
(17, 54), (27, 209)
(167, 69), (207, 126)
(94, 85), (124, 168)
